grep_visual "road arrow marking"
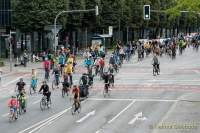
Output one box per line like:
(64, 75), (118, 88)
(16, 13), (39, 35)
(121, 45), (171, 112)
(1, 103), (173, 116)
(128, 112), (147, 125)
(76, 110), (95, 123)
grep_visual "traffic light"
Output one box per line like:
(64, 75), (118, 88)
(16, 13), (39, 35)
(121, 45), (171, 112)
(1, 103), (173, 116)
(144, 5), (150, 20)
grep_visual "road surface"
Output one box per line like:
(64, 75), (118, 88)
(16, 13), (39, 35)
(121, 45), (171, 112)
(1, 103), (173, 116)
(0, 47), (200, 133)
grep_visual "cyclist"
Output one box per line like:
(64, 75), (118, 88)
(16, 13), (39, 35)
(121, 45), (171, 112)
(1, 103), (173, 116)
(84, 56), (93, 74)
(18, 90), (27, 112)
(102, 71), (110, 93)
(16, 78), (26, 96)
(30, 75), (37, 94)
(72, 85), (80, 111)
(62, 74), (71, 95)
(43, 58), (50, 81)
(152, 54), (160, 74)
(67, 54), (76, 72)
(109, 54), (115, 66)
(79, 73), (90, 97)
(108, 64), (115, 87)
(94, 57), (100, 76)
(64, 62), (73, 85)
(8, 96), (19, 120)
(99, 57), (105, 78)
(52, 65), (60, 88)
(58, 54), (66, 75)
(39, 81), (51, 104)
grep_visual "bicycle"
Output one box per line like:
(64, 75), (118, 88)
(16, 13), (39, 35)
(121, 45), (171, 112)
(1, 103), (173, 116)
(17, 95), (27, 115)
(153, 64), (159, 76)
(71, 99), (81, 115)
(103, 83), (111, 97)
(9, 107), (19, 122)
(109, 74), (114, 87)
(113, 64), (119, 73)
(62, 82), (70, 97)
(40, 94), (51, 111)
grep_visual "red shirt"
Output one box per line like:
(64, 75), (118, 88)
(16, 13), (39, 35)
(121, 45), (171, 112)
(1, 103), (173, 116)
(72, 87), (80, 95)
(8, 99), (19, 108)
(99, 58), (105, 67)
(43, 60), (50, 70)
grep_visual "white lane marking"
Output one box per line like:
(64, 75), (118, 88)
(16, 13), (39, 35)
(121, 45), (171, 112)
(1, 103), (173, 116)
(18, 107), (71, 133)
(87, 98), (178, 102)
(95, 130), (101, 133)
(128, 112), (147, 125)
(151, 94), (187, 133)
(32, 100), (40, 105)
(19, 100), (86, 133)
(2, 73), (30, 87)
(108, 100), (136, 124)
(2, 113), (9, 117)
(76, 110), (95, 123)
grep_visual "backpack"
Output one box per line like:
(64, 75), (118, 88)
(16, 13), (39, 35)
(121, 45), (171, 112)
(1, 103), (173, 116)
(81, 75), (88, 85)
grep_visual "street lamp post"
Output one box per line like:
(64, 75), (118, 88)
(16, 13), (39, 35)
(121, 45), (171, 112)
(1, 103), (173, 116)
(9, 31), (16, 72)
(54, 6), (99, 53)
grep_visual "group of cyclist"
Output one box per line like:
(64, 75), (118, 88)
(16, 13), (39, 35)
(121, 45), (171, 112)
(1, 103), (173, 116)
(8, 34), (200, 119)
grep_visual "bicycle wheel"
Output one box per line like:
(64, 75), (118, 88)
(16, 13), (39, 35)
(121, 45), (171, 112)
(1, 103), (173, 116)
(18, 99), (22, 115)
(77, 103), (81, 114)
(153, 67), (156, 76)
(103, 88), (108, 97)
(40, 99), (46, 111)
(62, 88), (65, 97)
(71, 103), (76, 115)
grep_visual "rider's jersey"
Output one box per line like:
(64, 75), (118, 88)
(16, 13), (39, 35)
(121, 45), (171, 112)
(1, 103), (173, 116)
(84, 58), (93, 66)
(153, 56), (159, 64)
(8, 99), (19, 108)
(39, 85), (50, 94)
(64, 64), (73, 74)
(43, 60), (50, 70)
(99, 58), (105, 67)
(16, 81), (26, 92)
(53, 68), (60, 76)
(59, 55), (65, 65)
(109, 57), (115, 65)
(72, 87), (80, 97)
(67, 57), (74, 64)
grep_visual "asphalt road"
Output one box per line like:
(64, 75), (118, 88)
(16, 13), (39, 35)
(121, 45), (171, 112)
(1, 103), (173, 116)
(0, 47), (200, 133)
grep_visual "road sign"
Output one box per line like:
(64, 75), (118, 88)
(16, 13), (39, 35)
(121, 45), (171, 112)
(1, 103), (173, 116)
(144, 5), (150, 20)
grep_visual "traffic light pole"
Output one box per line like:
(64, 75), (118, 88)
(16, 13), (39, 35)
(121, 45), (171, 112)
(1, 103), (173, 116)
(54, 6), (98, 53)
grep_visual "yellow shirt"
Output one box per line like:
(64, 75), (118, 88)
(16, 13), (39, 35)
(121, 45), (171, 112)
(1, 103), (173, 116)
(67, 57), (74, 64)
(64, 64), (73, 74)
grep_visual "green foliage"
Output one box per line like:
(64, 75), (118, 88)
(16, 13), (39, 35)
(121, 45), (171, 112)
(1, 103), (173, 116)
(11, 0), (200, 34)
(12, 0), (68, 32)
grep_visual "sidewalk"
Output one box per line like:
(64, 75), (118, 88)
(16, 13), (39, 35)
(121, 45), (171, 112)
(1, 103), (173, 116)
(0, 59), (43, 75)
